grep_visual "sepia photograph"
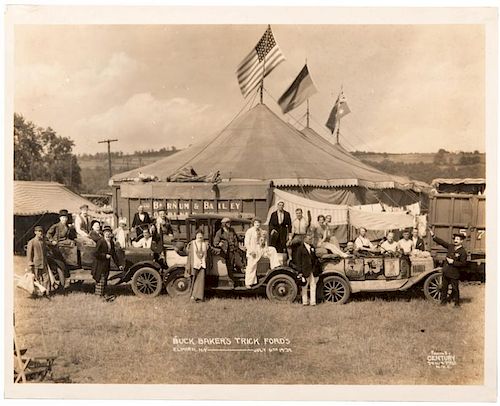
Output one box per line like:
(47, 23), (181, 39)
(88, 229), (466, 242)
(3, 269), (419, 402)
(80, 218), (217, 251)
(4, 5), (497, 401)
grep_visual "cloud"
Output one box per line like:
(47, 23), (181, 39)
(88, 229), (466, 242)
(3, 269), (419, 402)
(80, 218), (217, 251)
(72, 93), (220, 153)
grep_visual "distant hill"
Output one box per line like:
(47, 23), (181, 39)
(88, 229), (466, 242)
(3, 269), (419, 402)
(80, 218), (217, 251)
(77, 148), (486, 194)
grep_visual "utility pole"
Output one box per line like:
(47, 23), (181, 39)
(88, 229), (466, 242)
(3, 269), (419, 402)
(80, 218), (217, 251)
(98, 139), (118, 179)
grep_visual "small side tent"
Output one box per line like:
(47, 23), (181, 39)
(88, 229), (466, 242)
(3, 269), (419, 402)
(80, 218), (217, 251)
(14, 181), (102, 254)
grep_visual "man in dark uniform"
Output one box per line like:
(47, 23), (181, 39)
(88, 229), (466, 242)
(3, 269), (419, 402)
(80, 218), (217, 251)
(295, 233), (322, 306)
(46, 209), (75, 246)
(268, 201), (292, 254)
(430, 230), (468, 307)
(92, 225), (124, 301)
(131, 205), (152, 241)
(213, 218), (243, 287)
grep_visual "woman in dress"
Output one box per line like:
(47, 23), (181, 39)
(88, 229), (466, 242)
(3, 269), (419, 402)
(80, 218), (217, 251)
(184, 229), (209, 302)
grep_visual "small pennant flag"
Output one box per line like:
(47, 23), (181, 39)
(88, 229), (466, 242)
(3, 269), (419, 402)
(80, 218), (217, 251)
(325, 91), (351, 133)
(278, 64), (318, 114)
(236, 26), (285, 98)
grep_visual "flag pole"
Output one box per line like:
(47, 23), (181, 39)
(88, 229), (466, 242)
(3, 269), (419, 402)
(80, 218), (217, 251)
(336, 85), (343, 144)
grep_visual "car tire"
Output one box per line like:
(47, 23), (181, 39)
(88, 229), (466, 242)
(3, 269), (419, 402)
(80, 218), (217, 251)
(320, 275), (350, 304)
(265, 274), (298, 303)
(423, 273), (444, 303)
(131, 267), (162, 297)
(165, 271), (192, 297)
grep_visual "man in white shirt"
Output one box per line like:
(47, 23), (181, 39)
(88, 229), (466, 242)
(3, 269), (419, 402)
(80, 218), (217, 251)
(74, 204), (92, 239)
(133, 229), (153, 249)
(397, 229), (414, 255)
(354, 227), (376, 253)
(380, 232), (398, 255)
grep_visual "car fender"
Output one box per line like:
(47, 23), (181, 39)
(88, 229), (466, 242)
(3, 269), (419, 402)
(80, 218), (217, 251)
(400, 267), (443, 291)
(263, 266), (302, 286)
(164, 266), (187, 284)
(122, 260), (162, 283)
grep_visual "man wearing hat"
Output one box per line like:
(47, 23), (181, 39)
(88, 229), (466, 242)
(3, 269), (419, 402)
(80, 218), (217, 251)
(47, 209), (75, 246)
(213, 217), (242, 286)
(93, 225), (124, 301)
(27, 225), (50, 293)
(429, 229), (468, 307)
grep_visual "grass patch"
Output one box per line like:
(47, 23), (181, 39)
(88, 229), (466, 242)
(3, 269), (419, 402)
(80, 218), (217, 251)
(12, 256), (484, 384)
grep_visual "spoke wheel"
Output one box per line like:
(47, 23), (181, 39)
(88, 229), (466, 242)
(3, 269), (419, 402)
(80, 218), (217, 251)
(131, 267), (162, 297)
(166, 271), (191, 297)
(321, 275), (350, 304)
(423, 273), (450, 303)
(265, 274), (298, 303)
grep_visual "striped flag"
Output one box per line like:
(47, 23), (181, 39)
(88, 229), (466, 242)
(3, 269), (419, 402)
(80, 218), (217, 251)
(236, 26), (285, 98)
(278, 64), (318, 114)
(325, 91), (351, 133)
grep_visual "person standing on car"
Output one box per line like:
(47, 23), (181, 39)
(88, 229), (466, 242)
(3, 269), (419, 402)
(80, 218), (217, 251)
(92, 225), (123, 301)
(132, 205), (151, 241)
(213, 218), (241, 287)
(27, 225), (51, 294)
(296, 233), (321, 306)
(184, 229), (209, 302)
(268, 201), (291, 254)
(429, 230), (468, 307)
(156, 210), (174, 244)
(244, 218), (264, 288)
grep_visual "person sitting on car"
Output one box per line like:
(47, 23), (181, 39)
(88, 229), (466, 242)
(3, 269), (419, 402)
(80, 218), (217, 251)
(344, 241), (357, 256)
(397, 229), (414, 256)
(133, 228), (154, 249)
(380, 232), (399, 256)
(354, 227), (377, 253)
(156, 210), (174, 244)
(47, 209), (75, 246)
(131, 205), (152, 241)
(411, 227), (426, 251)
(113, 218), (130, 248)
(89, 220), (103, 243)
(312, 215), (349, 258)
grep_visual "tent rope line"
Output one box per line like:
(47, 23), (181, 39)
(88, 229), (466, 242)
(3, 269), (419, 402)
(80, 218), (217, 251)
(263, 88), (419, 187)
(168, 87), (259, 177)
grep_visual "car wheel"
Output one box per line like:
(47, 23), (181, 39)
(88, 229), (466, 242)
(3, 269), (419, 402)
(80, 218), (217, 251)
(321, 275), (350, 304)
(265, 274), (298, 303)
(131, 267), (162, 297)
(165, 271), (191, 297)
(423, 273), (444, 303)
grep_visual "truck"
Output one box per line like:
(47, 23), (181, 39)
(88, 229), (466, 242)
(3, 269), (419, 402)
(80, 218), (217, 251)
(427, 178), (486, 280)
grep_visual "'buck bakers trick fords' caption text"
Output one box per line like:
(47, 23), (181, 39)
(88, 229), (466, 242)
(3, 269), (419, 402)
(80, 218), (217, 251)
(172, 336), (292, 353)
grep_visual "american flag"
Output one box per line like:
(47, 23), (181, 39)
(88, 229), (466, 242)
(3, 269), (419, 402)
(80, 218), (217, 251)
(236, 26), (285, 98)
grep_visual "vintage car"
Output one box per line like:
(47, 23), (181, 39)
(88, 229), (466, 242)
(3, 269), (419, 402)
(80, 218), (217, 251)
(133, 214), (303, 303)
(315, 253), (443, 304)
(49, 214), (302, 302)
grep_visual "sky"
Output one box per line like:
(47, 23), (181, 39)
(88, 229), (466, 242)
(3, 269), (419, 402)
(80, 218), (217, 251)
(14, 24), (485, 154)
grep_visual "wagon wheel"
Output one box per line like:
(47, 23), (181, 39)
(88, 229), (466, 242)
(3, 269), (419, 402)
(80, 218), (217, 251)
(131, 267), (162, 297)
(265, 274), (298, 303)
(165, 271), (191, 297)
(321, 275), (350, 304)
(423, 273), (450, 303)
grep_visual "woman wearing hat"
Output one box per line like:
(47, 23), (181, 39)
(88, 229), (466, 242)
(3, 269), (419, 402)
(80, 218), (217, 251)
(184, 229), (210, 302)
(92, 225), (123, 301)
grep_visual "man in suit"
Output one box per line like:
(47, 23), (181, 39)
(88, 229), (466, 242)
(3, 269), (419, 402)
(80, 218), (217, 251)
(92, 225), (124, 301)
(27, 225), (50, 293)
(131, 205), (152, 241)
(412, 228), (426, 251)
(268, 201), (292, 254)
(47, 209), (75, 246)
(74, 204), (92, 239)
(213, 218), (242, 287)
(430, 230), (468, 307)
(295, 233), (322, 306)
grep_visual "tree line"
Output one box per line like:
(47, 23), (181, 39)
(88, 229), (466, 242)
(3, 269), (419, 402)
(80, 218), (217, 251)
(14, 113), (82, 189)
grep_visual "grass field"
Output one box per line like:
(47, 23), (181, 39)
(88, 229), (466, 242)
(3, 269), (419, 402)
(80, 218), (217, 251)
(12, 256), (484, 385)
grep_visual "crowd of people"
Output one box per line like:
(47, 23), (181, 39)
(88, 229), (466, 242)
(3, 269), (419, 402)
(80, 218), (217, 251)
(25, 201), (466, 306)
